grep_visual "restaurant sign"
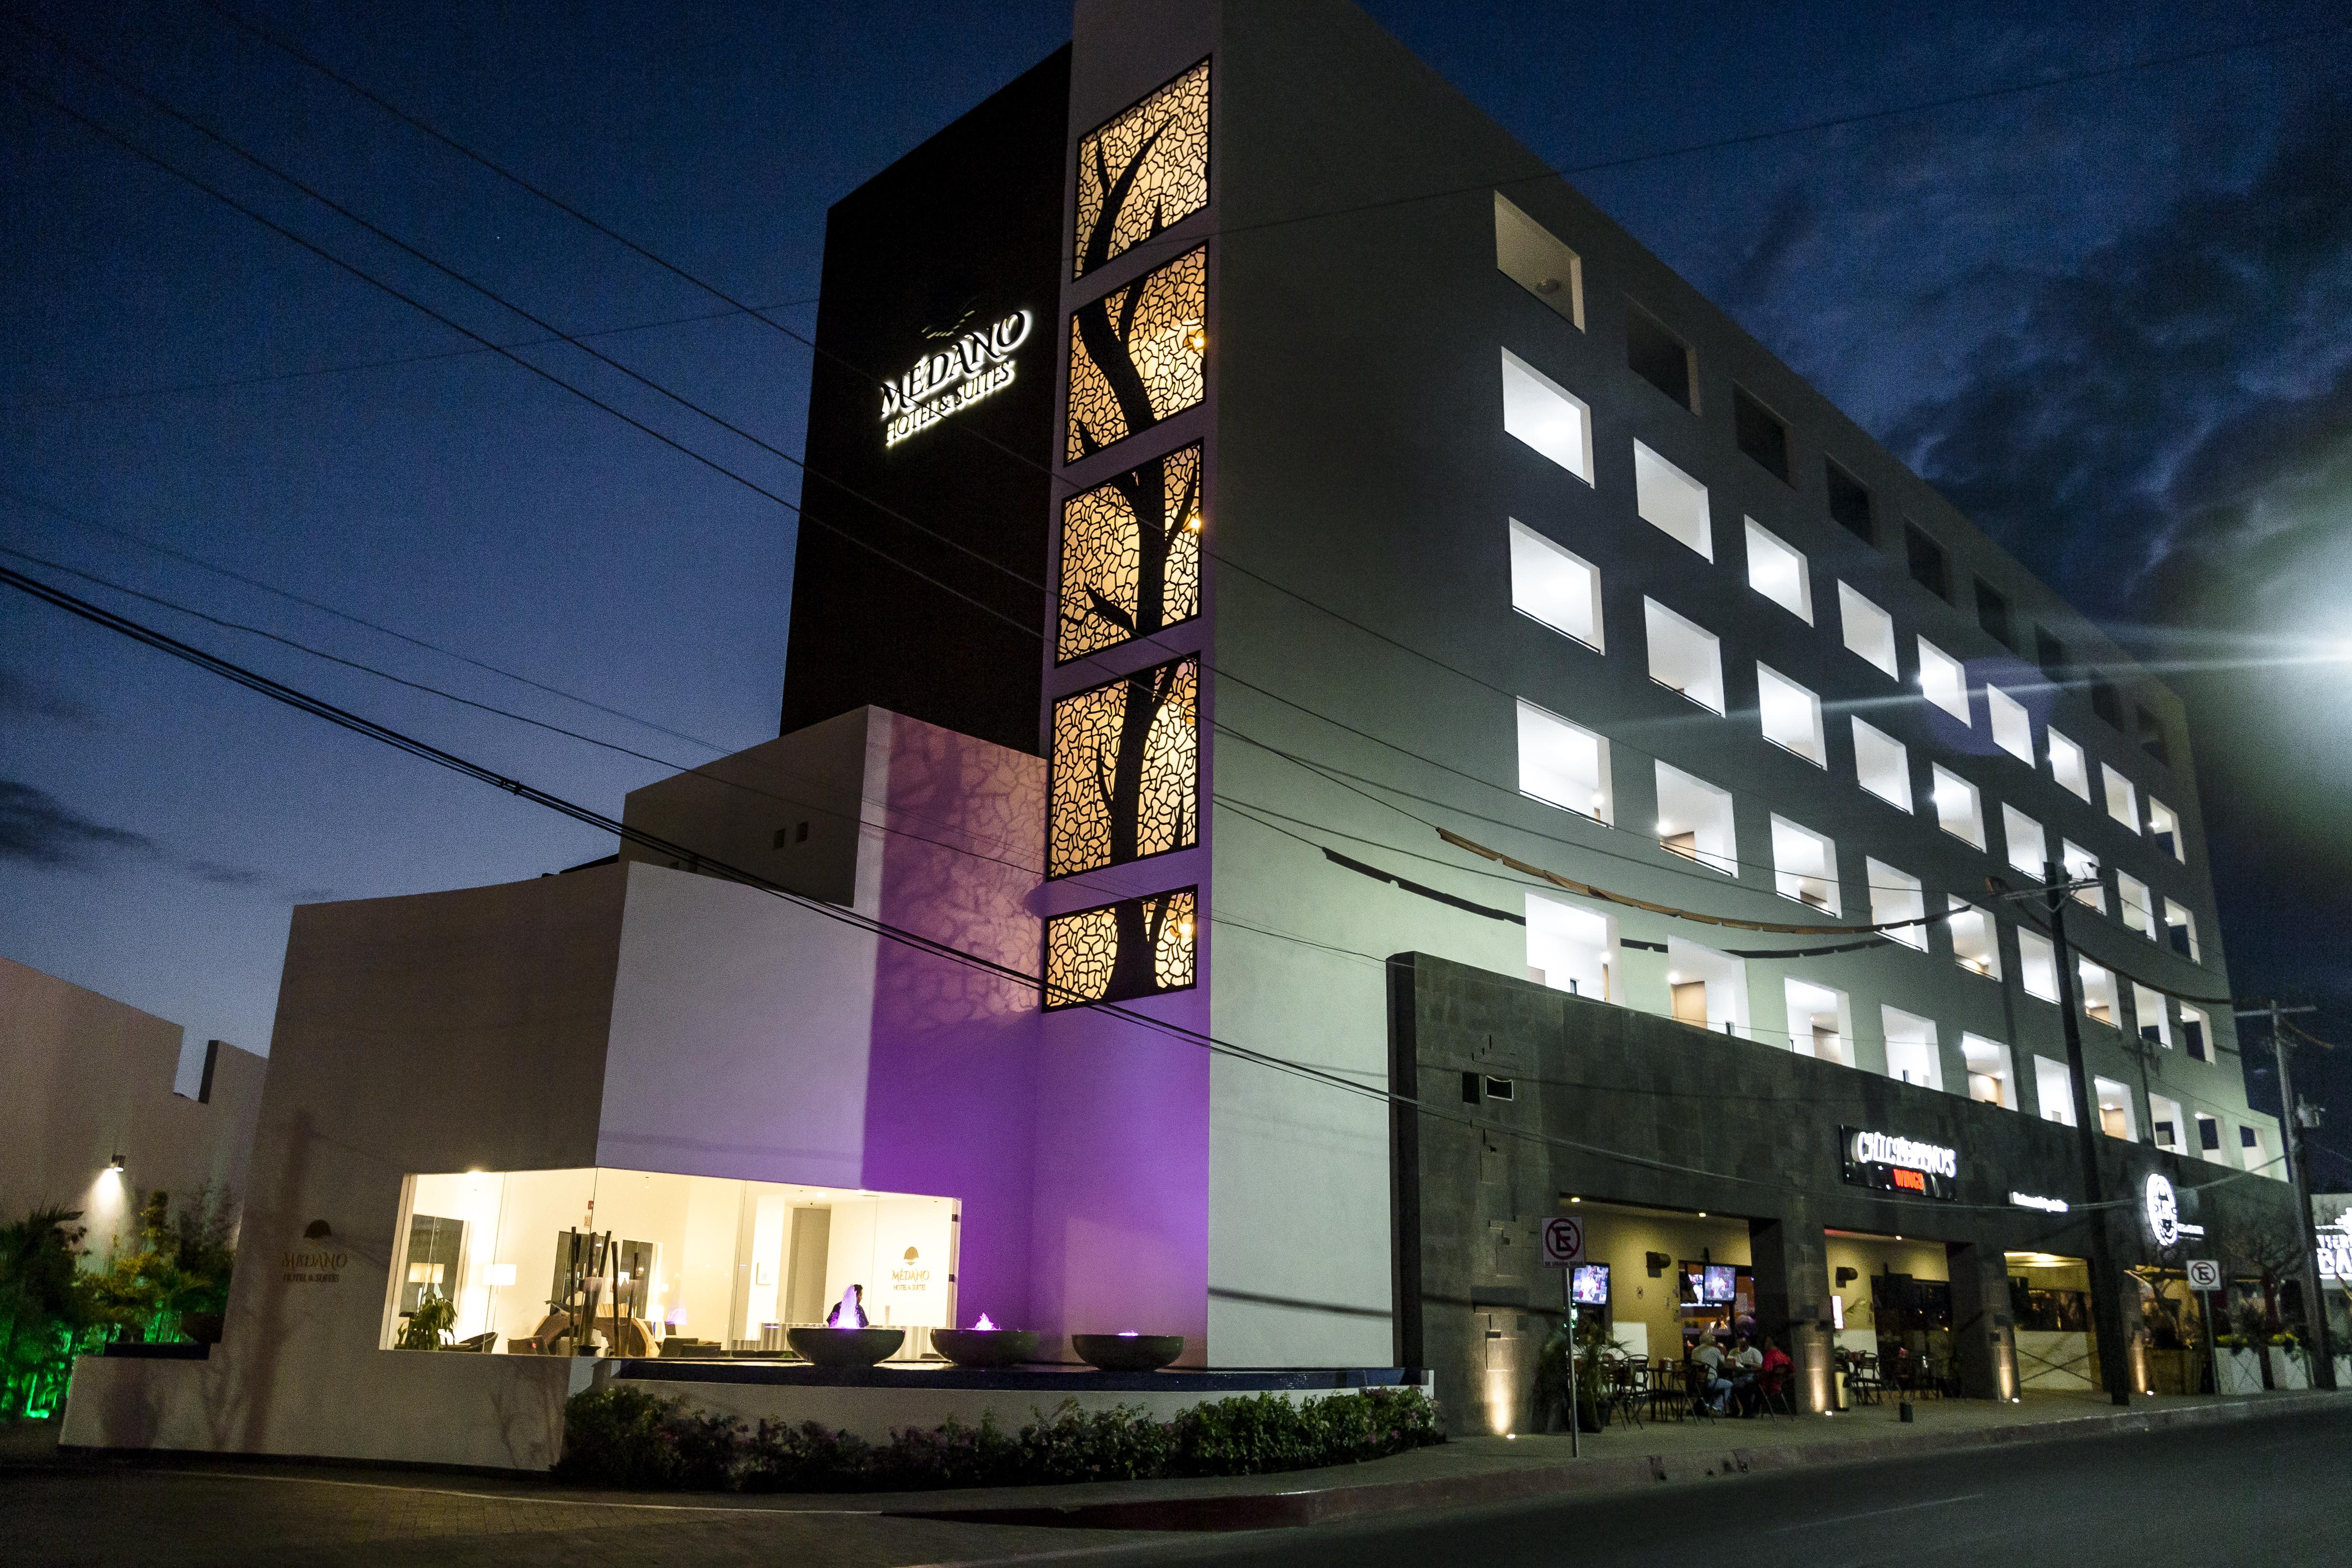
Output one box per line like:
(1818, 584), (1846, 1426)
(1840, 1127), (1958, 1201)
(881, 310), (1031, 447)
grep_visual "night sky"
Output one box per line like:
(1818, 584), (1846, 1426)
(5, 3), (2349, 1177)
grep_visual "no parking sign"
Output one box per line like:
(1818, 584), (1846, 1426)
(2186, 1258), (2223, 1292)
(1542, 1215), (1585, 1266)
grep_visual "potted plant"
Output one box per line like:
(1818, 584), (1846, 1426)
(2211, 1330), (2263, 1394)
(396, 1291), (457, 1350)
(2266, 1332), (2309, 1390)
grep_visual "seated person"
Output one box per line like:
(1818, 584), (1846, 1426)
(1691, 1333), (1734, 1413)
(1730, 1334), (1766, 1415)
(1759, 1335), (1793, 1405)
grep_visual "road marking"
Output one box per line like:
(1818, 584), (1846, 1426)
(1766, 1493), (1985, 1531)
(143, 1468), (880, 1515)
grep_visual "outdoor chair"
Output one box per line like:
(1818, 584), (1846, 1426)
(1756, 1365), (1796, 1418)
(1605, 1359), (1645, 1429)
(1645, 1358), (1687, 1421)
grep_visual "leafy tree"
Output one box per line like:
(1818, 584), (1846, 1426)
(86, 1188), (238, 1345)
(0, 1207), (100, 1419)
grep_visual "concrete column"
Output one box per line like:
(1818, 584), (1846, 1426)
(1749, 1208), (1832, 1413)
(1947, 1241), (2018, 1400)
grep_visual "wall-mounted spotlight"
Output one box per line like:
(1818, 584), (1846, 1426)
(109, 1153), (127, 1171)
(1645, 1251), (1670, 1278)
(1835, 1266), (1858, 1289)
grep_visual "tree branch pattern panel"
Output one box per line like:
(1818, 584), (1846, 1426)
(1057, 442), (1203, 663)
(1074, 59), (1210, 280)
(1048, 655), (1198, 877)
(1044, 887), (1197, 1009)
(1066, 245), (1206, 462)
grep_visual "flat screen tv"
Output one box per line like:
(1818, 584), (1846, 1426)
(1703, 1264), (1737, 1304)
(1679, 1265), (1706, 1307)
(1571, 1263), (1609, 1306)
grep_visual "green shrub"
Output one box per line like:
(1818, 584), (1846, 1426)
(559, 1383), (1443, 1493)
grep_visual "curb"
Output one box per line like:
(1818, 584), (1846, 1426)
(889, 1391), (2346, 1533)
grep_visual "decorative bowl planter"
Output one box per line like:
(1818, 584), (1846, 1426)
(1071, 1333), (1185, 1372)
(785, 1327), (905, 1367)
(931, 1328), (1041, 1368)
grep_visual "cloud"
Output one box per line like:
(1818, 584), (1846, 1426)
(185, 860), (267, 887)
(0, 667), (94, 725)
(0, 778), (153, 867)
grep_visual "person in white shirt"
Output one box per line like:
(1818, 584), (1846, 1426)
(1691, 1331), (1733, 1412)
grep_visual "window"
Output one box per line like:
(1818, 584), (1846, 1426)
(1633, 441), (1711, 557)
(1866, 859), (1926, 951)
(1644, 600), (1724, 712)
(1625, 301), (1693, 409)
(1048, 656), (1198, 877)
(2093, 1077), (2137, 1141)
(1987, 684), (2034, 763)
(2078, 958), (2118, 1027)
(1882, 1006), (1944, 1090)
(1917, 637), (1970, 724)
(1518, 701), (1613, 821)
(1508, 520), (1603, 650)
(2060, 840), (2104, 912)
(2163, 899), (2199, 962)
(2240, 1123), (2266, 1174)
(1838, 583), (1897, 676)
(1075, 62), (1210, 278)
(2036, 627), (2069, 681)
(1501, 349), (1594, 483)
(1949, 899), (2001, 979)
(1904, 523), (1950, 600)
(1526, 894), (1617, 1000)
(2117, 872), (2156, 938)
(2150, 1093), (2185, 1153)
(1495, 193), (1584, 330)
(2091, 678), (2124, 729)
(1963, 1034), (2015, 1108)
(1654, 761), (1736, 875)
(2148, 798), (2184, 861)
(1851, 718), (1912, 811)
(1755, 664), (1826, 765)
(2002, 804), (2048, 878)
(1825, 458), (1872, 542)
(1057, 444), (1203, 662)
(2195, 1112), (2223, 1161)
(2131, 982), (2171, 1048)
(2035, 1055), (2078, 1126)
(1930, 765), (1984, 849)
(1066, 246), (1206, 459)
(1975, 578), (2013, 646)
(1744, 518), (1811, 622)
(2135, 705), (2172, 767)
(1667, 936), (1751, 1037)
(1044, 888), (1197, 1008)
(2181, 1005), (2209, 1062)
(2103, 765), (2140, 833)
(1785, 978), (1850, 1064)
(1770, 816), (1839, 914)
(1733, 385), (1791, 483)
(2018, 929), (2059, 1002)
(2048, 728), (2091, 800)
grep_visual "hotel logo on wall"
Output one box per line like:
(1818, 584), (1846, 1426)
(1840, 1127), (1958, 1201)
(881, 310), (1031, 447)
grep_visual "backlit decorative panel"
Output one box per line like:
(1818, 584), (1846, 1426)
(1075, 59), (1211, 279)
(1048, 655), (1198, 877)
(1066, 245), (1206, 462)
(1057, 442), (1203, 663)
(1044, 887), (1197, 1009)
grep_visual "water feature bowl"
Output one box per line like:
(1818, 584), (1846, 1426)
(931, 1328), (1042, 1367)
(785, 1327), (904, 1367)
(1070, 1333), (1185, 1372)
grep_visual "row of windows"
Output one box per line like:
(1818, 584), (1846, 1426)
(1494, 193), (2176, 772)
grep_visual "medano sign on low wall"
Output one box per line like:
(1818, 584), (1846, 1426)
(881, 310), (1031, 447)
(1840, 1126), (1959, 1201)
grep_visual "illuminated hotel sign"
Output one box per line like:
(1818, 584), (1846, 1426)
(1840, 1127), (1958, 1201)
(2319, 1210), (2352, 1281)
(2142, 1172), (2205, 1245)
(881, 310), (1032, 447)
(2011, 1191), (2070, 1214)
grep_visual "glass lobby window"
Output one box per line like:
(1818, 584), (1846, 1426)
(1743, 518), (1811, 622)
(1755, 664), (1826, 765)
(1838, 583), (1898, 677)
(1517, 700), (1613, 822)
(1987, 684), (2034, 763)
(1634, 441), (1712, 558)
(1851, 718), (1912, 812)
(1917, 637), (1970, 724)
(1501, 349), (1594, 483)
(1508, 520), (1604, 650)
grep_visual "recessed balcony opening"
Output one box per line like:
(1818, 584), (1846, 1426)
(2077, 958), (2119, 1028)
(2163, 899), (2199, 962)
(2001, 804), (2048, 879)
(1755, 663), (1827, 765)
(1634, 441), (1712, 558)
(2018, 929), (2059, 1003)
(1881, 1005), (1945, 1091)
(2060, 840), (2104, 913)
(1743, 518), (1811, 622)
(2035, 1055), (2078, 1126)
(2118, 871), (2156, 938)
(2181, 1004), (2210, 1062)
(1495, 193), (1585, 330)
(1987, 684), (2034, 763)
(1784, 978), (1850, 1065)
(2103, 766), (2140, 834)
(1644, 599), (1725, 713)
(1508, 519), (1604, 651)
(2093, 1077), (2138, 1141)
(1654, 761), (1736, 875)
(1666, 936), (1751, 1037)
(1962, 1033), (2015, 1109)
(1838, 583), (1898, 677)
(1866, 858), (1927, 952)
(1733, 384), (1791, 484)
(1975, 578), (2014, 647)
(1850, 718), (1913, 813)
(2150, 1093), (2186, 1153)
(2196, 1112), (2225, 1164)
(1948, 899), (2002, 979)
(1930, 764), (1985, 849)
(1917, 637), (1970, 725)
(2132, 982), (2172, 1049)
(1516, 700), (1613, 823)
(2148, 798), (2184, 862)
(1625, 299), (1695, 410)
(2240, 1124), (2267, 1174)
(1501, 348), (1594, 483)
(1904, 523), (1951, 601)
(2048, 728), (2091, 801)
(1825, 457), (1874, 542)
(1526, 893), (1618, 1001)
(1771, 815), (1839, 915)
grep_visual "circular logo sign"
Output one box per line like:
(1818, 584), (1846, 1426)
(2144, 1172), (2181, 1247)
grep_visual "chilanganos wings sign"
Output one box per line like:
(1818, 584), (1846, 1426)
(1840, 1126), (1959, 1201)
(882, 310), (1031, 447)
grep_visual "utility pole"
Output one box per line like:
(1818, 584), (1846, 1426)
(2045, 864), (2133, 1406)
(2233, 1000), (2335, 1390)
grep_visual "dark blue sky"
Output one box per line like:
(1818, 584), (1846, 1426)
(5, 1), (2349, 1170)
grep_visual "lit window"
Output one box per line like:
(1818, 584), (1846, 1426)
(2148, 798), (2184, 861)
(1866, 859), (1926, 951)
(1948, 898), (2001, 979)
(1987, 684), (2034, 763)
(1784, 978), (1849, 1064)
(2131, 982), (2171, 1048)
(1634, 441), (1712, 558)
(1048, 656), (1198, 877)
(1057, 444), (1202, 662)
(1644, 600), (1724, 713)
(1851, 718), (1912, 812)
(2150, 1093), (2186, 1151)
(2060, 840), (2104, 913)
(2181, 1005), (2210, 1062)
(1527, 894), (1617, 1000)
(2103, 765), (2140, 833)
(1917, 637), (1970, 724)
(1962, 1034), (2014, 1108)
(1654, 761), (1736, 875)
(1755, 664), (1826, 766)
(1744, 518), (1811, 622)
(1771, 816), (1839, 915)
(1044, 888), (1197, 1008)
(2164, 899), (2200, 962)
(2239, 1124), (2266, 1174)
(1066, 245), (1207, 461)
(1930, 764), (1984, 849)
(1494, 193), (1584, 330)
(2093, 1076), (2137, 1140)
(1501, 349), (1594, 483)
(2117, 872), (2156, 938)
(1073, 61), (1209, 279)
(1517, 701), (1612, 822)
(2034, 1055), (2077, 1125)
(1838, 583), (1897, 677)
(1508, 520), (1603, 650)
(2077, 958), (2118, 1027)
(2018, 929), (2059, 1002)
(1882, 1006), (1943, 1091)
(2048, 728), (2091, 800)
(2001, 804), (2047, 878)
